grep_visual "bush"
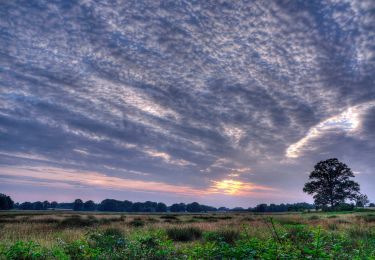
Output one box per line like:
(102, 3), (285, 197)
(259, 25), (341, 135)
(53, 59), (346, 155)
(192, 215), (218, 222)
(63, 239), (100, 259)
(275, 217), (302, 225)
(97, 216), (124, 225)
(166, 226), (202, 242)
(4, 241), (46, 259)
(128, 217), (145, 227)
(160, 215), (178, 220)
(241, 216), (256, 221)
(308, 215), (320, 220)
(217, 215), (233, 220)
(334, 203), (355, 211)
(355, 208), (374, 212)
(59, 215), (98, 227)
(146, 217), (159, 223)
(327, 223), (338, 230)
(347, 225), (375, 240)
(126, 232), (174, 259)
(204, 229), (241, 244)
(284, 224), (312, 243)
(88, 228), (127, 252)
(358, 214), (375, 222)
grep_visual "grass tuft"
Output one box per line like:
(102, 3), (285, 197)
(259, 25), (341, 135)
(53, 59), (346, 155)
(166, 226), (202, 242)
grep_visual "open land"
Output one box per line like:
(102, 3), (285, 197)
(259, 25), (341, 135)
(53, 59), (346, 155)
(1, 210), (375, 259)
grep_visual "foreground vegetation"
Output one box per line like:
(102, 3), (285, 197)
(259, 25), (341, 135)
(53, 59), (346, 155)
(1, 210), (375, 259)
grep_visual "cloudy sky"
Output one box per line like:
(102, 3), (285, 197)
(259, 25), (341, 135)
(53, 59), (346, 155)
(0, 0), (374, 207)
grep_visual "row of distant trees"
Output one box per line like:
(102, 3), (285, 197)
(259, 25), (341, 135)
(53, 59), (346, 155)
(1, 194), (373, 212)
(1, 194), (323, 212)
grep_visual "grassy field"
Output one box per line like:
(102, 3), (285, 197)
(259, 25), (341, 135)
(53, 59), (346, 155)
(1, 210), (375, 259)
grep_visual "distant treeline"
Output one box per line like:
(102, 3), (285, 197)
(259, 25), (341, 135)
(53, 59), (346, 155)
(248, 202), (315, 212)
(1, 193), (320, 212)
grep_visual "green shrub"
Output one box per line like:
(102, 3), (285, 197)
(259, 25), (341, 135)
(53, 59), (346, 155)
(160, 215), (178, 220)
(204, 229), (240, 244)
(37, 217), (60, 224)
(88, 228), (126, 252)
(360, 214), (375, 222)
(284, 224), (313, 243)
(146, 217), (159, 223)
(241, 216), (256, 221)
(126, 231), (174, 259)
(334, 203), (355, 211)
(59, 215), (98, 228)
(4, 241), (46, 259)
(327, 223), (338, 230)
(346, 225), (375, 239)
(192, 215), (218, 222)
(275, 217), (302, 225)
(63, 239), (100, 259)
(166, 226), (202, 242)
(308, 215), (320, 220)
(355, 208), (374, 212)
(128, 217), (145, 227)
(97, 216), (123, 225)
(217, 215), (233, 220)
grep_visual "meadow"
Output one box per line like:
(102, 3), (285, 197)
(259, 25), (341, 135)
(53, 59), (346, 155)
(1, 210), (375, 259)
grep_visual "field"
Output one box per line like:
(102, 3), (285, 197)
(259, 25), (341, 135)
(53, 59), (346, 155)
(1, 210), (375, 259)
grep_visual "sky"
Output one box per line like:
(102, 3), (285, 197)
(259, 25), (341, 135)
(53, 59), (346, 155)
(0, 0), (374, 208)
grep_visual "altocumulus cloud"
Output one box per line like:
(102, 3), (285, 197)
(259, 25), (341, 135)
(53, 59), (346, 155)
(0, 0), (374, 207)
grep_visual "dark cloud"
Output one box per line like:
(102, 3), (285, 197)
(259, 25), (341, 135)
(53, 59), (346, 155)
(0, 0), (374, 206)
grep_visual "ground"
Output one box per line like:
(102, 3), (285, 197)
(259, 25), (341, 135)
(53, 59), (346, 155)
(1, 210), (375, 259)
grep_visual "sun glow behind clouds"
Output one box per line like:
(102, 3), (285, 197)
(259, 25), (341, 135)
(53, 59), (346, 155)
(211, 179), (243, 194)
(210, 179), (276, 195)
(286, 101), (375, 158)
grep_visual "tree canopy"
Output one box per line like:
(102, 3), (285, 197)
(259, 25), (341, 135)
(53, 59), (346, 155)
(303, 158), (361, 209)
(0, 193), (14, 210)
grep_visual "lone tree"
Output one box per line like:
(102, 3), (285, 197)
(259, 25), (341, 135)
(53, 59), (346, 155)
(303, 158), (361, 209)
